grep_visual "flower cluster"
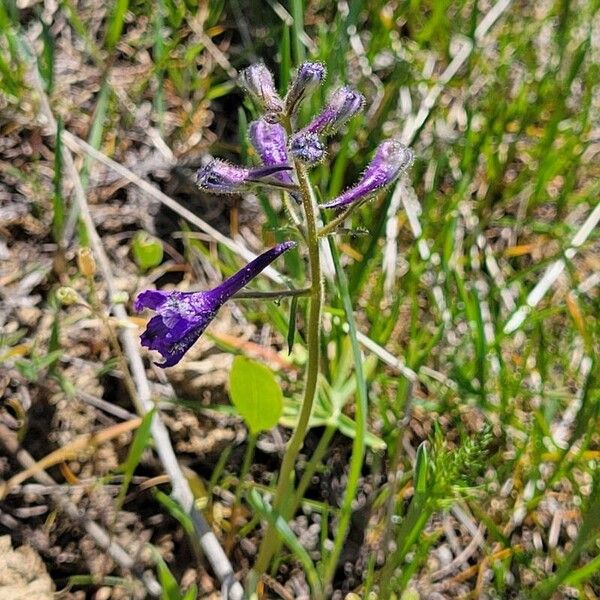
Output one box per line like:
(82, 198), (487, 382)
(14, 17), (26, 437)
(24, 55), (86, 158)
(135, 61), (413, 366)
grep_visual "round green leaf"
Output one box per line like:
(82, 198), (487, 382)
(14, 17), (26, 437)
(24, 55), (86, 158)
(229, 356), (283, 434)
(131, 231), (163, 271)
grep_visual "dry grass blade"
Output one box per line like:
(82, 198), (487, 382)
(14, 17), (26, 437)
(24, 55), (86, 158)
(0, 424), (161, 597)
(0, 418), (142, 499)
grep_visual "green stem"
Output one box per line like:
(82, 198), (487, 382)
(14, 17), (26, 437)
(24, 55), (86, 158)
(379, 497), (433, 597)
(234, 433), (257, 506)
(250, 160), (323, 581)
(232, 287), (311, 300)
(317, 197), (369, 238)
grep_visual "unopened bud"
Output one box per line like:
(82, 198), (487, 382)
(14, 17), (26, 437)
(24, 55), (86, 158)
(304, 86), (365, 136)
(285, 62), (326, 116)
(239, 63), (284, 123)
(289, 131), (326, 165)
(77, 247), (96, 277)
(111, 291), (129, 305)
(56, 286), (79, 306)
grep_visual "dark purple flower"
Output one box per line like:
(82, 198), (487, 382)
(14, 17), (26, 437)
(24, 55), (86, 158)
(285, 62), (326, 116)
(248, 119), (298, 200)
(319, 140), (414, 209)
(196, 159), (296, 194)
(240, 63), (284, 123)
(289, 131), (326, 165)
(135, 242), (296, 367)
(302, 86), (365, 137)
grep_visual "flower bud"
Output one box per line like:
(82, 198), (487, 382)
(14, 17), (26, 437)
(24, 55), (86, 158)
(111, 291), (130, 305)
(56, 286), (80, 306)
(320, 139), (413, 209)
(196, 158), (295, 194)
(289, 131), (326, 165)
(303, 86), (365, 136)
(249, 119), (298, 200)
(285, 62), (326, 116)
(77, 247), (96, 277)
(239, 63), (284, 122)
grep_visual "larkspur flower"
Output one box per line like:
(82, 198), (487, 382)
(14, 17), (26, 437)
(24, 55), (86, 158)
(302, 86), (365, 137)
(285, 62), (326, 116)
(135, 242), (296, 367)
(289, 131), (326, 165)
(319, 139), (414, 209)
(240, 63), (284, 123)
(248, 119), (299, 200)
(196, 159), (295, 194)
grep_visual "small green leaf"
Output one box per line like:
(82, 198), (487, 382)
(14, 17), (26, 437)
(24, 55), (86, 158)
(181, 585), (198, 600)
(151, 547), (181, 600)
(132, 231), (164, 271)
(414, 441), (429, 497)
(229, 356), (283, 434)
(51, 119), (65, 244)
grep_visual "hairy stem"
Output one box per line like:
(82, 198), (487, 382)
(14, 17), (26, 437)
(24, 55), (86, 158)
(232, 287), (311, 300)
(250, 160), (323, 581)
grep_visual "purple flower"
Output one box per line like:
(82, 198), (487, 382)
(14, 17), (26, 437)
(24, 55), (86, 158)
(289, 131), (326, 165)
(285, 62), (326, 116)
(248, 119), (298, 200)
(135, 242), (296, 367)
(196, 159), (296, 194)
(302, 86), (365, 137)
(319, 140), (414, 209)
(240, 63), (284, 123)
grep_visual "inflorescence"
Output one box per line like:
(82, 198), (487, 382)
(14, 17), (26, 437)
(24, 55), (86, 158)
(135, 61), (413, 366)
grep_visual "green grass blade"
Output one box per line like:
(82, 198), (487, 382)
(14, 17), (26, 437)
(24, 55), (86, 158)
(105, 0), (130, 52)
(322, 239), (367, 588)
(114, 409), (155, 515)
(248, 488), (323, 598)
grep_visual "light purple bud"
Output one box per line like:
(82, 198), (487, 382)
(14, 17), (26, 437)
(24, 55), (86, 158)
(196, 159), (250, 194)
(249, 119), (299, 201)
(285, 62), (326, 116)
(289, 131), (326, 165)
(135, 241), (296, 367)
(303, 86), (365, 136)
(196, 158), (296, 194)
(320, 139), (413, 209)
(240, 63), (284, 122)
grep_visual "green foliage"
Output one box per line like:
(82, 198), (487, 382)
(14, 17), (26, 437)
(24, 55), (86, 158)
(6, 0), (600, 595)
(114, 408), (155, 516)
(247, 489), (322, 598)
(229, 356), (283, 435)
(151, 547), (198, 600)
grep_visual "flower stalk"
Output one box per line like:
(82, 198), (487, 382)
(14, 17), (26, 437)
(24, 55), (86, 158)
(251, 158), (323, 581)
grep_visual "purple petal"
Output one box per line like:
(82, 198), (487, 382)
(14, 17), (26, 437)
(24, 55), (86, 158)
(249, 120), (299, 199)
(249, 119), (289, 166)
(196, 159), (250, 194)
(290, 132), (326, 165)
(240, 63), (284, 121)
(135, 243), (296, 367)
(134, 289), (170, 312)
